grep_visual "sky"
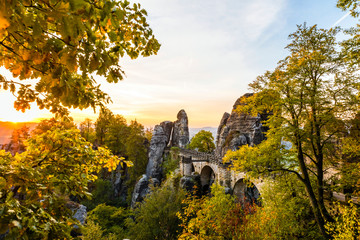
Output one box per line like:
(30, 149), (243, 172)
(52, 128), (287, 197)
(0, 0), (358, 127)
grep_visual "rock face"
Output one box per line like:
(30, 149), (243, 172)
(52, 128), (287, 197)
(172, 110), (189, 148)
(146, 124), (169, 179)
(215, 93), (267, 157)
(131, 110), (190, 207)
(131, 175), (149, 208)
(180, 174), (201, 193)
(72, 204), (87, 226)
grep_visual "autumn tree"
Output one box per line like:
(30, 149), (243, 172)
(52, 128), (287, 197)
(188, 130), (215, 153)
(240, 175), (322, 239)
(0, 0), (160, 115)
(178, 184), (244, 240)
(224, 24), (360, 237)
(0, 119), (122, 239)
(337, 114), (360, 196)
(336, 0), (360, 197)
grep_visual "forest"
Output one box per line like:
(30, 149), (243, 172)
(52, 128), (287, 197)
(1, 0), (360, 239)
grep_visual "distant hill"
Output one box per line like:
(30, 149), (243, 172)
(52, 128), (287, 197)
(189, 127), (218, 142)
(0, 122), (38, 144)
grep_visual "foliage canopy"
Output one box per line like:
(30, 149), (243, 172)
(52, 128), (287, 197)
(0, 0), (160, 115)
(0, 120), (122, 239)
(188, 130), (215, 153)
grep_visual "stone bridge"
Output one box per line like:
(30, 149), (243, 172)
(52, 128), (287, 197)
(175, 148), (263, 204)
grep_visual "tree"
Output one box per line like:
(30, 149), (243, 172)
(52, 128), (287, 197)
(95, 108), (114, 146)
(85, 203), (130, 239)
(104, 114), (129, 156)
(240, 175), (322, 239)
(125, 120), (149, 200)
(126, 175), (186, 240)
(3, 125), (30, 154)
(337, 0), (360, 17)
(0, 119), (122, 239)
(0, 0), (160, 115)
(337, 113), (360, 197)
(79, 118), (96, 143)
(224, 24), (360, 237)
(188, 130), (215, 153)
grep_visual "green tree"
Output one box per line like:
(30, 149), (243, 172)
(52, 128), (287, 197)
(127, 175), (186, 240)
(95, 108), (114, 146)
(125, 120), (149, 201)
(0, 119), (122, 239)
(85, 204), (129, 239)
(224, 24), (360, 237)
(162, 147), (180, 177)
(0, 0), (160, 115)
(79, 118), (96, 143)
(188, 130), (215, 153)
(81, 220), (117, 240)
(104, 114), (129, 156)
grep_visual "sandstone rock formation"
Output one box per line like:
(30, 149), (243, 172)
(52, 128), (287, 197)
(172, 110), (189, 148)
(146, 124), (169, 180)
(131, 110), (189, 207)
(215, 93), (267, 158)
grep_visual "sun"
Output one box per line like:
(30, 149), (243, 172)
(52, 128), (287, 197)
(0, 91), (50, 123)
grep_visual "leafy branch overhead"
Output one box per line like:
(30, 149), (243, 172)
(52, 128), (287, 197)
(0, 0), (160, 115)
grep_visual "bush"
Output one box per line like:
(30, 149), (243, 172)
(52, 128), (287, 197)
(162, 147), (181, 177)
(326, 201), (360, 240)
(178, 184), (244, 240)
(126, 176), (186, 240)
(82, 179), (122, 211)
(86, 204), (129, 240)
(240, 175), (323, 240)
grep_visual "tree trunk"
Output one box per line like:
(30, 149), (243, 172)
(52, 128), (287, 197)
(316, 154), (334, 223)
(296, 138), (328, 237)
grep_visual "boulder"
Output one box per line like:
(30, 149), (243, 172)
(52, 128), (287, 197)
(130, 175), (161, 208)
(72, 204), (87, 226)
(131, 175), (150, 208)
(180, 174), (201, 194)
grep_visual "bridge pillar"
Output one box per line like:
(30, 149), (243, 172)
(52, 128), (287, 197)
(181, 156), (193, 176)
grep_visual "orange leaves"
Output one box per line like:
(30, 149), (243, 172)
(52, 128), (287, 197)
(0, 11), (9, 37)
(11, 65), (22, 77)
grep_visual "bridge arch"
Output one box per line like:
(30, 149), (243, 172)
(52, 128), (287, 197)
(233, 179), (261, 206)
(200, 165), (215, 194)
